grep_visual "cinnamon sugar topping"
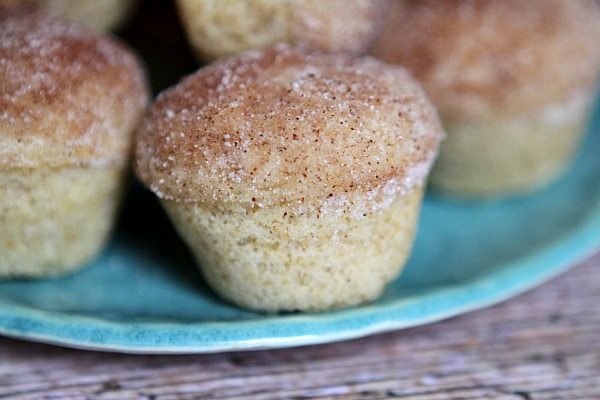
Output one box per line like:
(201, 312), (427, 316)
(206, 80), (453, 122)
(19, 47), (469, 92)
(0, 12), (148, 169)
(136, 45), (444, 215)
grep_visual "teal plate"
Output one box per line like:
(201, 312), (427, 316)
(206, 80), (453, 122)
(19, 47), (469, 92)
(0, 99), (599, 354)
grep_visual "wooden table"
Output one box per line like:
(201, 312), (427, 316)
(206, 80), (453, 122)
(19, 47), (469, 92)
(0, 251), (598, 399)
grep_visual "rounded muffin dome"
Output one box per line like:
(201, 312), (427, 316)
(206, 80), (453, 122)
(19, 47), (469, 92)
(176, 0), (388, 60)
(135, 45), (444, 214)
(371, 0), (600, 119)
(0, 12), (148, 169)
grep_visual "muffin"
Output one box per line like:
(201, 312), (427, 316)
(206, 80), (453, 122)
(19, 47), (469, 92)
(0, 13), (148, 277)
(175, 0), (388, 61)
(135, 45), (444, 312)
(0, 0), (137, 31)
(371, 0), (600, 197)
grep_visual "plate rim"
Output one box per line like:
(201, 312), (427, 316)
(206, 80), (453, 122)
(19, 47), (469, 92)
(0, 200), (598, 354)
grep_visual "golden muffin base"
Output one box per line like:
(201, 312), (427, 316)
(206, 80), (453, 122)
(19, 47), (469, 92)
(0, 167), (124, 278)
(430, 92), (594, 198)
(162, 188), (423, 312)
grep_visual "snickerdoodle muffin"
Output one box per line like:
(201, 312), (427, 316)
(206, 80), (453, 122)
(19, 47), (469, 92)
(0, 0), (137, 31)
(175, 0), (388, 61)
(135, 45), (444, 312)
(0, 13), (148, 277)
(371, 0), (600, 197)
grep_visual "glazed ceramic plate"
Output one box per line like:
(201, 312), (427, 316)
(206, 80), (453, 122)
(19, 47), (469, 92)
(0, 100), (599, 354)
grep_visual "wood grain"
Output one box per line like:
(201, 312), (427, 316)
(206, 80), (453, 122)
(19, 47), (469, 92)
(0, 252), (598, 400)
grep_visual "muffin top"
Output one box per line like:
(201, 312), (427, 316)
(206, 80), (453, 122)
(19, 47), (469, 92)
(371, 0), (600, 119)
(177, 0), (388, 61)
(136, 45), (443, 216)
(0, 12), (148, 170)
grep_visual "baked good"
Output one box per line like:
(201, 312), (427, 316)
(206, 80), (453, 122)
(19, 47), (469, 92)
(0, 13), (148, 277)
(0, 0), (137, 31)
(135, 45), (444, 312)
(175, 0), (388, 61)
(371, 0), (600, 197)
